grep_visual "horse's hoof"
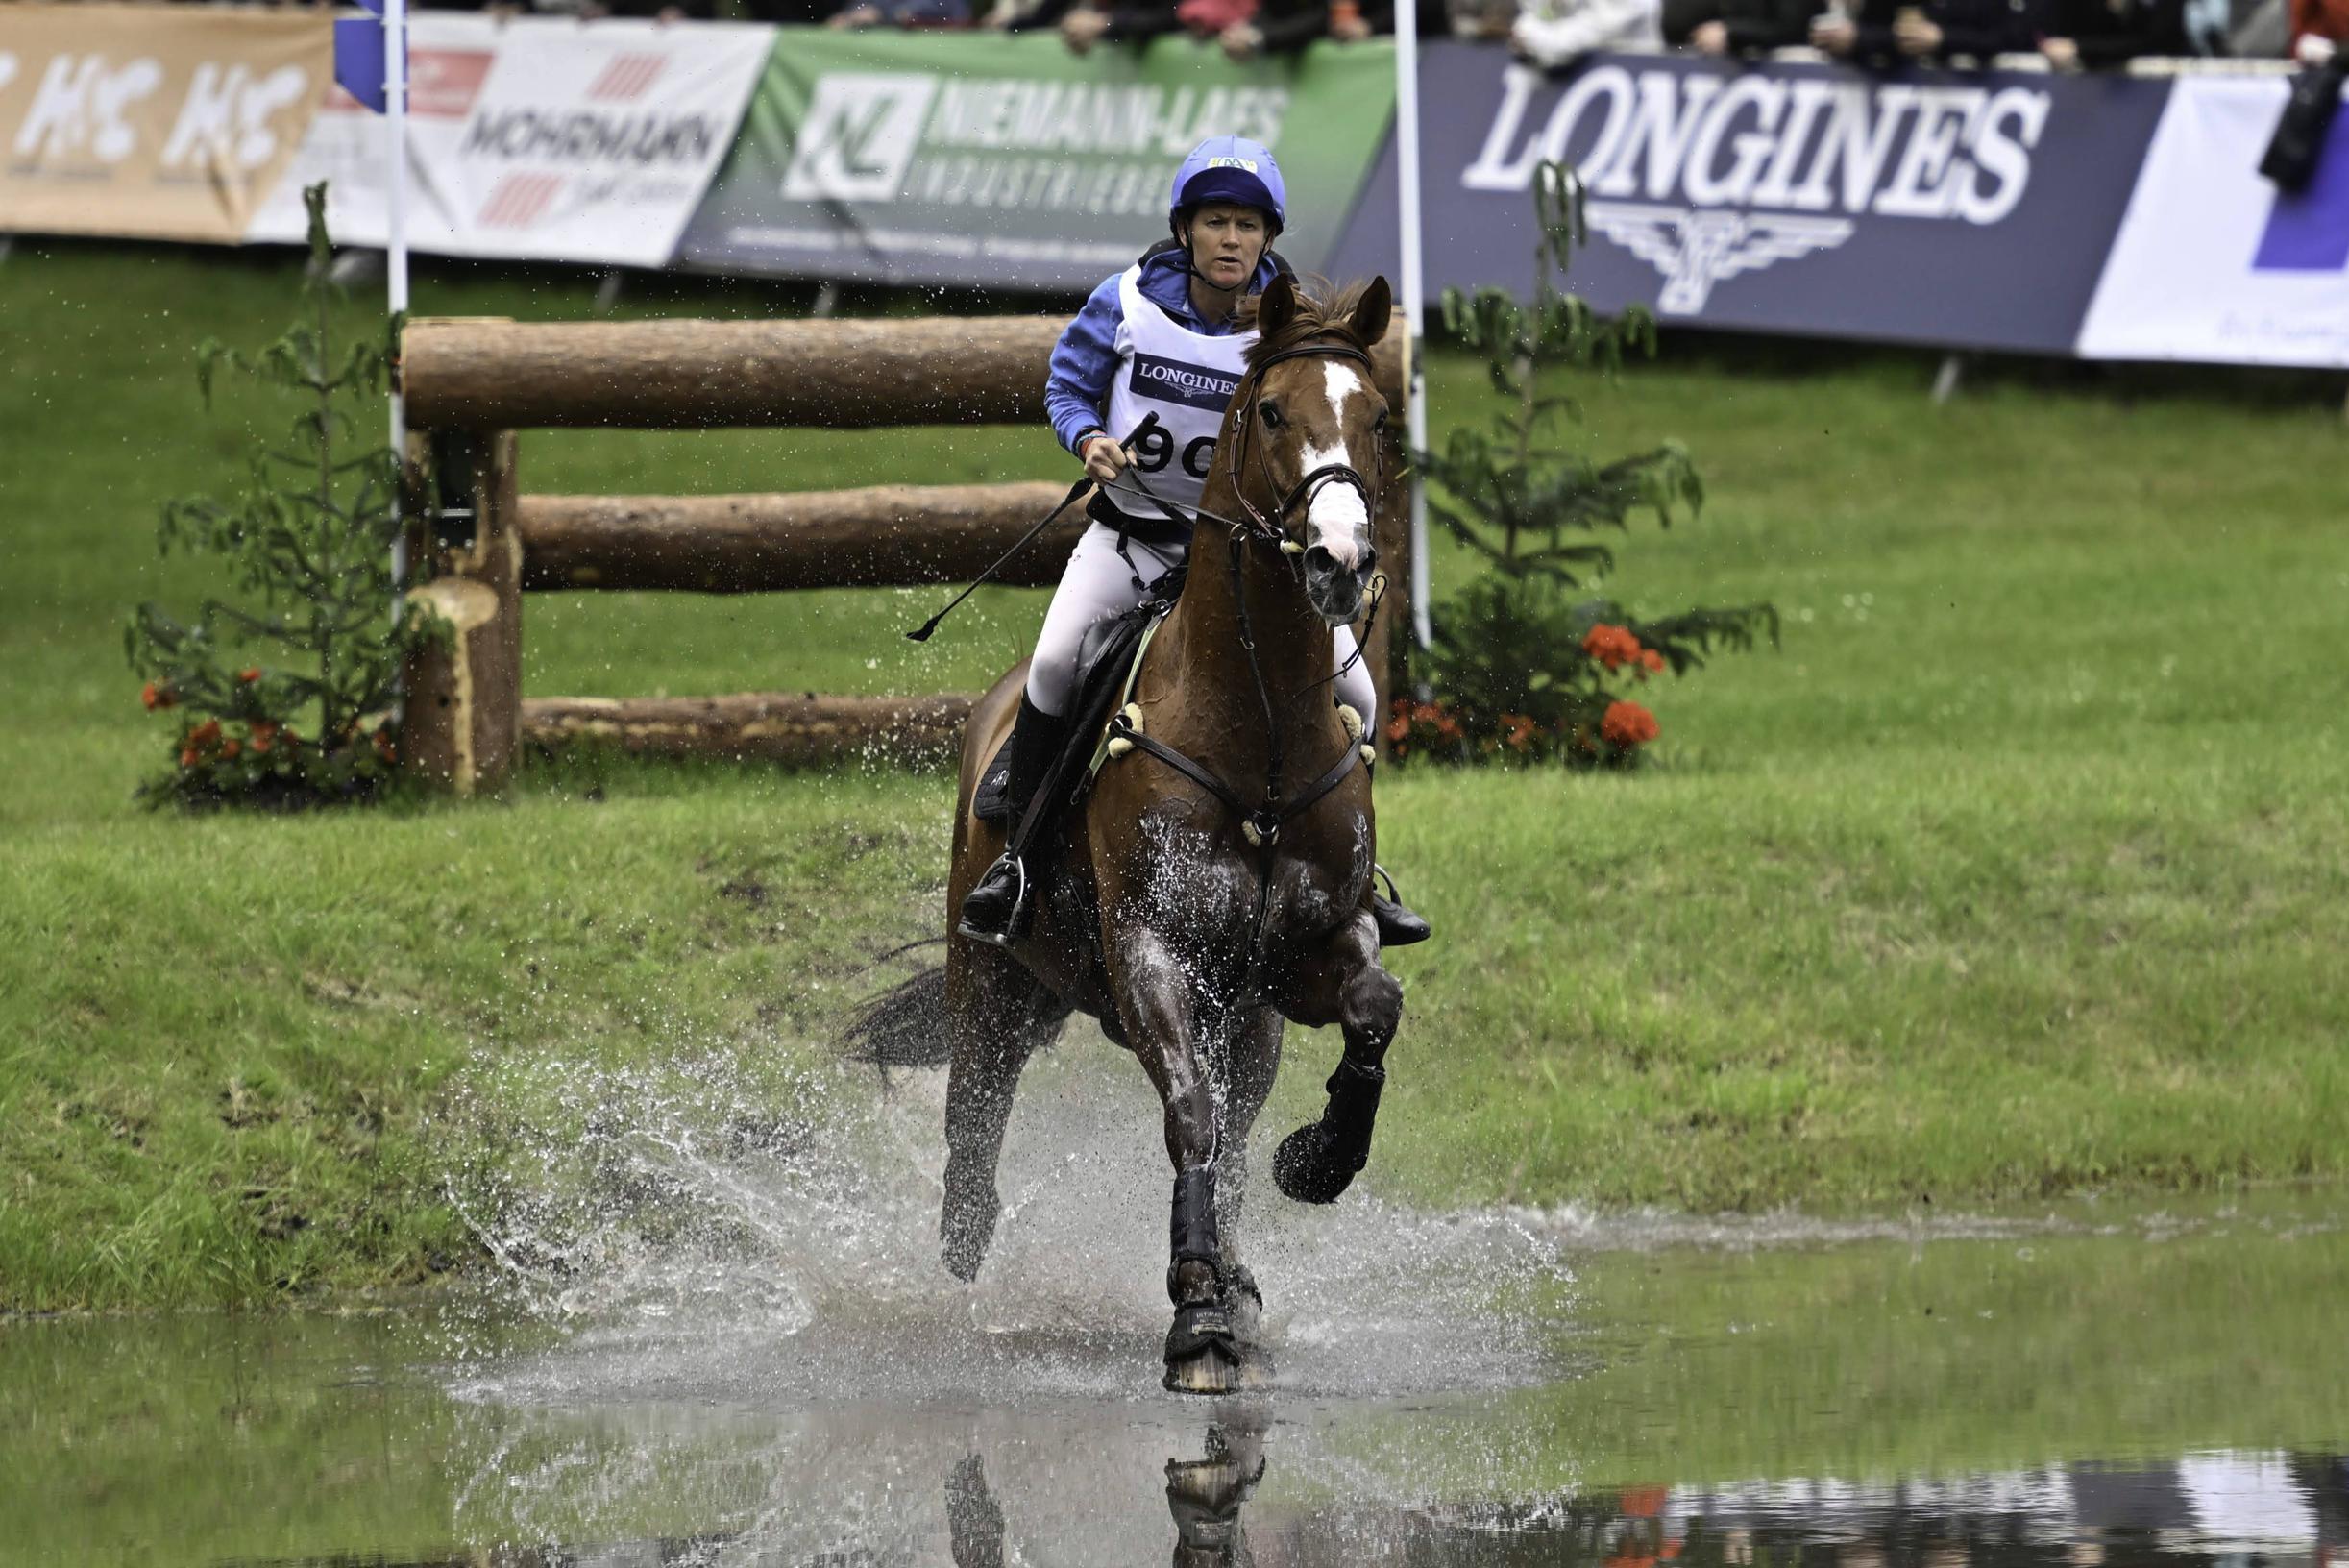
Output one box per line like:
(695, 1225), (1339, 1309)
(1163, 1302), (1242, 1395)
(1272, 1121), (1360, 1205)
(1163, 1341), (1243, 1396)
(941, 1213), (991, 1284)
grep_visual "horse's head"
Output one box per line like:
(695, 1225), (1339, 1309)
(1239, 274), (1394, 626)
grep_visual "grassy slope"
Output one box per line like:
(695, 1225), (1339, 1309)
(2, 243), (2344, 1311)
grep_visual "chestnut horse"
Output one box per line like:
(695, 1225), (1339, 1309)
(854, 276), (1407, 1394)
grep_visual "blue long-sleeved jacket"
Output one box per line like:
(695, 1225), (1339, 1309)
(1043, 243), (1285, 457)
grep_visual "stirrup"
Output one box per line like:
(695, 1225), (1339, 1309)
(955, 853), (1032, 947)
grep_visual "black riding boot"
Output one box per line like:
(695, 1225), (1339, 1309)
(1370, 864), (1431, 947)
(958, 695), (1070, 945)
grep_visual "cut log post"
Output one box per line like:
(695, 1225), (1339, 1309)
(520, 692), (971, 767)
(516, 482), (1085, 593)
(402, 316), (1405, 430)
(400, 430), (523, 796)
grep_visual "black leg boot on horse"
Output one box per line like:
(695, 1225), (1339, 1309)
(958, 694), (1073, 945)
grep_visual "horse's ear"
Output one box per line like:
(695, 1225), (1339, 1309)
(1350, 276), (1393, 350)
(1259, 273), (1298, 340)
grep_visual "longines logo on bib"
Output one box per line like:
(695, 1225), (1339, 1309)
(1130, 353), (1240, 412)
(782, 72), (937, 203)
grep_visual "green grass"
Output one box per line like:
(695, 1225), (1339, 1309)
(2, 240), (2344, 1311)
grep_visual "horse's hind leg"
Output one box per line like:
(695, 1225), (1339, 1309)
(941, 936), (1065, 1283)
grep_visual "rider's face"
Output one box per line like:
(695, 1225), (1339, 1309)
(1186, 203), (1268, 291)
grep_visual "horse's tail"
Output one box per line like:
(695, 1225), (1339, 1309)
(841, 951), (954, 1068)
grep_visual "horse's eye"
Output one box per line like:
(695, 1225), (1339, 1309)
(1373, 408), (1389, 431)
(1261, 404), (1283, 429)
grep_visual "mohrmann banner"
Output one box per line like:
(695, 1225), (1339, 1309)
(1331, 44), (2171, 355)
(2078, 74), (2349, 368)
(674, 31), (1399, 288)
(0, 4), (330, 244)
(245, 14), (773, 268)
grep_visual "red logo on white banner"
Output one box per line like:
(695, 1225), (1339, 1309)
(588, 54), (666, 103)
(478, 171), (562, 228)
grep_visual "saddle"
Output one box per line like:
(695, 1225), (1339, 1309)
(971, 563), (1189, 826)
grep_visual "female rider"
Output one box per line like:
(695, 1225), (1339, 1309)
(956, 135), (1429, 950)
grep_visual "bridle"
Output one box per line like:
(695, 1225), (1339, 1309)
(1098, 333), (1392, 988)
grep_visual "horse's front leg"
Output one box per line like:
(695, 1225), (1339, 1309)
(1109, 924), (1252, 1395)
(1211, 1006), (1283, 1345)
(1270, 911), (1404, 1205)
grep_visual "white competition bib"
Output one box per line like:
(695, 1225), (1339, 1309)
(1102, 265), (1259, 521)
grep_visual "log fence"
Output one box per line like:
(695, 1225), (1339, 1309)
(394, 315), (1412, 794)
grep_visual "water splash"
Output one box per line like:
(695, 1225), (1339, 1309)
(428, 1031), (1578, 1409)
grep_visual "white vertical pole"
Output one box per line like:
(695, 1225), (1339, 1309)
(1393, 0), (1432, 651)
(386, 0), (412, 635)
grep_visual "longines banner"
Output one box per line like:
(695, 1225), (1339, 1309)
(1329, 44), (2173, 355)
(245, 13), (773, 267)
(673, 32), (1400, 287)
(0, 4), (330, 243)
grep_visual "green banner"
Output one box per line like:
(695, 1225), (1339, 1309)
(676, 30), (1397, 289)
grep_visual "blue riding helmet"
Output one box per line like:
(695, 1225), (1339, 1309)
(1169, 135), (1286, 237)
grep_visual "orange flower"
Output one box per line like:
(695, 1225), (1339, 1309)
(189, 719), (222, 748)
(1582, 625), (1644, 672)
(1384, 715), (1410, 743)
(251, 721), (279, 747)
(1501, 712), (1536, 751)
(1602, 700), (1658, 747)
(179, 747), (200, 769)
(238, 668), (261, 684)
(221, 737), (242, 759)
(1640, 649), (1666, 674)
(141, 682), (178, 712)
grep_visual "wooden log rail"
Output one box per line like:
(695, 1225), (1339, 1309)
(520, 693), (969, 767)
(402, 316), (1405, 430)
(516, 482), (1083, 593)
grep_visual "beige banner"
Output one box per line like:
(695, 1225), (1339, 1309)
(0, 4), (330, 243)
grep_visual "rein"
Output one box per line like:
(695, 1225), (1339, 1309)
(1103, 334), (1387, 987)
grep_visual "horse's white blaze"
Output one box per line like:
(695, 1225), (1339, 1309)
(1302, 361), (1371, 569)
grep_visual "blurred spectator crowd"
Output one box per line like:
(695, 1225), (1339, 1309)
(148, 0), (2349, 73)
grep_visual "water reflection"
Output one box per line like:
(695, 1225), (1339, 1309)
(212, 1440), (2349, 1566)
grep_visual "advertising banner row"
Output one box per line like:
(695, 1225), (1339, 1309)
(3, 8), (2343, 367)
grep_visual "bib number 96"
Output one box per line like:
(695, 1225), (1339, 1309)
(1132, 424), (1217, 480)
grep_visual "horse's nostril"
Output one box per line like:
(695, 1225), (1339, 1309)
(1304, 546), (1338, 576)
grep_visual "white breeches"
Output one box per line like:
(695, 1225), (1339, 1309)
(1025, 520), (1380, 724)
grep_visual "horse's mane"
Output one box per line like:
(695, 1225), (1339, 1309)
(1236, 276), (1378, 374)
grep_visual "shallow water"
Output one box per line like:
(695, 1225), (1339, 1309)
(4, 1045), (2344, 1566)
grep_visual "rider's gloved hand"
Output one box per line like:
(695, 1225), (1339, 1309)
(1081, 433), (1131, 484)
